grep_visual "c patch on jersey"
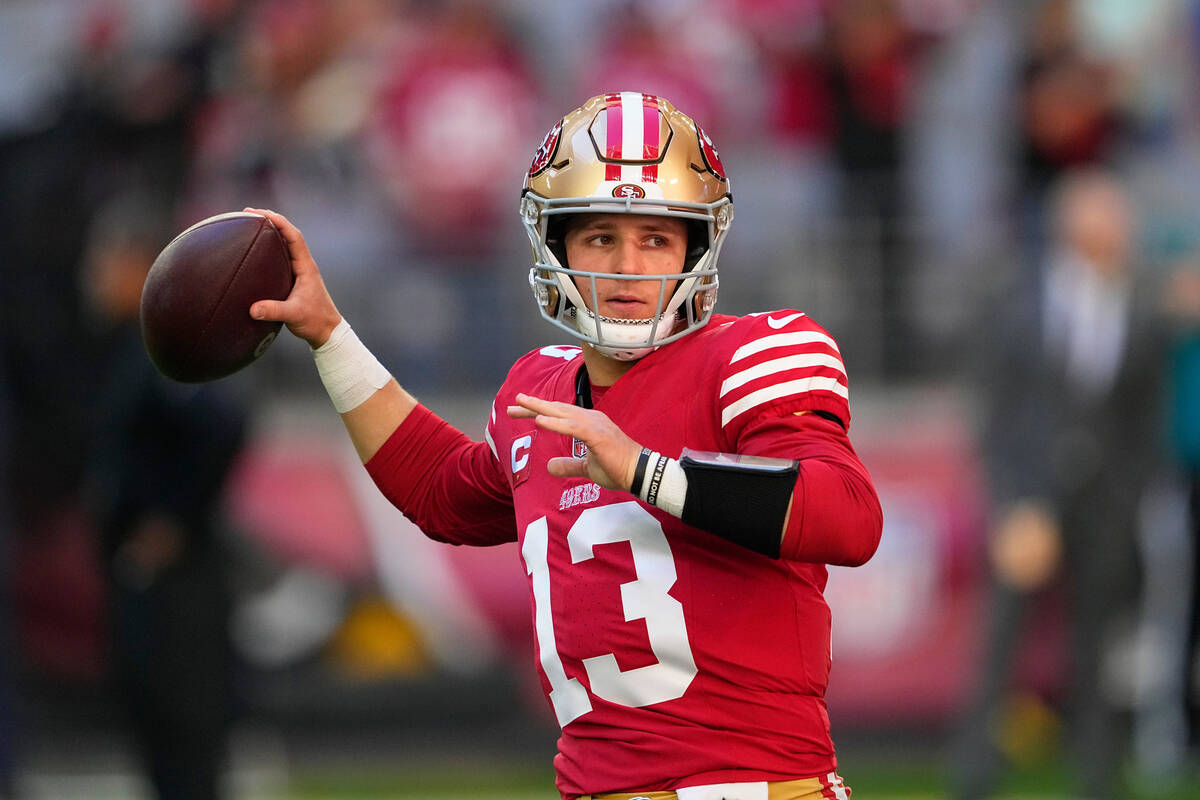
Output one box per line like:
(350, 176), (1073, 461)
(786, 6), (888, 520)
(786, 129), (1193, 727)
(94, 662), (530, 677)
(510, 432), (536, 487)
(572, 437), (588, 459)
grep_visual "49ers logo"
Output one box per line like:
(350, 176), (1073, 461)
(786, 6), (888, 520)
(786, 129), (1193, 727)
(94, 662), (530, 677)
(528, 119), (563, 177)
(696, 125), (726, 181)
(612, 183), (646, 199)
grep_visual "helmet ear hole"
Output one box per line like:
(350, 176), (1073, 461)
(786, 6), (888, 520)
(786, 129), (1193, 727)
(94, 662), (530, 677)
(683, 219), (708, 272)
(546, 217), (570, 269)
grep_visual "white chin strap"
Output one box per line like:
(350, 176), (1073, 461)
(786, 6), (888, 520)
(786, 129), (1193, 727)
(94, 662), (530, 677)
(557, 268), (693, 361)
(569, 305), (680, 361)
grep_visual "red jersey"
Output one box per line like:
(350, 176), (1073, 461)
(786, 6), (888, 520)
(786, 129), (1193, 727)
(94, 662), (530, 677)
(366, 311), (881, 798)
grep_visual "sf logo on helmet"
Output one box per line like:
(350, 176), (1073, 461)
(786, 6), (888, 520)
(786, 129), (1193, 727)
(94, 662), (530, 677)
(613, 184), (646, 199)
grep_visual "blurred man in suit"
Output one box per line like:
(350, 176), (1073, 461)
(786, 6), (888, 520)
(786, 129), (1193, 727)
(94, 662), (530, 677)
(952, 168), (1166, 800)
(82, 192), (246, 800)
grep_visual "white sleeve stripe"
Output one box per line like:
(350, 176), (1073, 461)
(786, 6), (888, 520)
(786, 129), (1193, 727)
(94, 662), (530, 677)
(719, 353), (846, 397)
(721, 376), (849, 427)
(730, 331), (840, 363)
(485, 403), (499, 460)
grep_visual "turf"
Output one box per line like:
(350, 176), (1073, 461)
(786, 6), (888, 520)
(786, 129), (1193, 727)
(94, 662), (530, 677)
(286, 758), (1200, 800)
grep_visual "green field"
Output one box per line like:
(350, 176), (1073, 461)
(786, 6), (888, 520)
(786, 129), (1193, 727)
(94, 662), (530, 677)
(286, 759), (1200, 800)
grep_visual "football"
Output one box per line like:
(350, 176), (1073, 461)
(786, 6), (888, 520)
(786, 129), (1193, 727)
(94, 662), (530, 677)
(140, 211), (294, 382)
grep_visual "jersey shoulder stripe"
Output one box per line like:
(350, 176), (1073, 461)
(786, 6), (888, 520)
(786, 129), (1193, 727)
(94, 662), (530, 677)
(484, 402), (500, 461)
(485, 345), (582, 463)
(718, 312), (849, 432)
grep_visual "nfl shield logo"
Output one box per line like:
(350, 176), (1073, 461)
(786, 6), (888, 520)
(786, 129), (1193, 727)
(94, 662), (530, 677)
(572, 438), (588, 459)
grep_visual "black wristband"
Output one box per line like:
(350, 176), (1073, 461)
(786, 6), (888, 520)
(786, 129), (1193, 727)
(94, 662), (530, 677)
(631, 447), (652, 496)
(678, 450), (799, 559)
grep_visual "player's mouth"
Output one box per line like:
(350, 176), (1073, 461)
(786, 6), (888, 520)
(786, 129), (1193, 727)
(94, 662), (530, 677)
(600, 294), (653, 318)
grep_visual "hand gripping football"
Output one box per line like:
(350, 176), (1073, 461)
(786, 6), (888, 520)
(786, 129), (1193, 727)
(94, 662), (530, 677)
(140, 211), (295, 382)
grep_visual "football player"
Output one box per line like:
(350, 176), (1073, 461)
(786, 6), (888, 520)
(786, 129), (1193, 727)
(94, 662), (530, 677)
(249, 92), (882, 800)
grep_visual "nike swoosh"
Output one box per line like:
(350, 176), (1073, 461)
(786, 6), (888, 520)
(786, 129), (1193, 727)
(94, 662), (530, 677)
(766, 312), (803, 329)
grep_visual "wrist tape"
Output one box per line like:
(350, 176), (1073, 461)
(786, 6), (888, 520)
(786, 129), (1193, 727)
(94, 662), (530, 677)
(312, 318), (391, 413)
(632, 449), (688, 518)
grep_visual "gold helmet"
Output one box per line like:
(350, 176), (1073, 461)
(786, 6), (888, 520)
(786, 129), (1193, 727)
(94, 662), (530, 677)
(520, 92), (734, 360)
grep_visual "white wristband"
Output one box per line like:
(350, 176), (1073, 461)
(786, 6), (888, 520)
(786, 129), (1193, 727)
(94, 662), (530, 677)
(637, 451), (688, 519)
(312, 318), (391, 413)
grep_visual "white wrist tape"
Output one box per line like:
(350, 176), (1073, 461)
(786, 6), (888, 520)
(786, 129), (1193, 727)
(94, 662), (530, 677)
(636, 451), (688, 518)
(312, 318), (391, 413)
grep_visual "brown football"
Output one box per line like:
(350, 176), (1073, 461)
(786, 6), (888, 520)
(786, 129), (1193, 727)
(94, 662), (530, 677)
(140, 211), (294, 382)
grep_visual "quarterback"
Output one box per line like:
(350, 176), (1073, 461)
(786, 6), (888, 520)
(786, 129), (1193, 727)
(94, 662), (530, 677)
(250, 93), (882, 800)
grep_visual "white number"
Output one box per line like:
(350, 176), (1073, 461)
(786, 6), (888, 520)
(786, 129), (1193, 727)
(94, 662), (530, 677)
(522, 502), (697, 726)
(523, 517), (592, 726)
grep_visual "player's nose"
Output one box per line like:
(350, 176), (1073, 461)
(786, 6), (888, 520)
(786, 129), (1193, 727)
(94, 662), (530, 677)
(612, 238), (650, 275)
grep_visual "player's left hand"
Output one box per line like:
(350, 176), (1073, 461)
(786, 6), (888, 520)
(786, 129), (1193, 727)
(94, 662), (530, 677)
(507, 393), (641, 492)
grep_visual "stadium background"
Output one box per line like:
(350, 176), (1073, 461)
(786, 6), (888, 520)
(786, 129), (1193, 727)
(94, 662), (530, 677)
(2, 0), (1200, 797)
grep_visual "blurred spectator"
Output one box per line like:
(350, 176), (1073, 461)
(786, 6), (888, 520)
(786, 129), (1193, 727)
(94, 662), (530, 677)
(365, 0), (537, 254)
(747, 0), (928, 375)
(179, 0), (404, 395)
(0, 0), (234, 548)
(573, 1), (724, 139)
(1015, 0), (1122, 239)
(81, 191), (248, 800)
(361, 0), (541, 389)
(1163, 259), (1200, 761)
(950, 168), (1166, 800)
(0, 351), (15, 798)
(824, 0), (925, 376)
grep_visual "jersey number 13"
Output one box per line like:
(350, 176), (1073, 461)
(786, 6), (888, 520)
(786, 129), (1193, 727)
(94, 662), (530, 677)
(521, 501), (698, 726)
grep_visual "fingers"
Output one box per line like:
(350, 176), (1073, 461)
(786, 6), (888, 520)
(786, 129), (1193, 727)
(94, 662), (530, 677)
(249, 298), (285, 322)
(547, 457), (588, 479)
(507, 394), (580, 429)
(505, 393), (638, 491)
(244, 206), (316, 275)
(507, 395), (583, 439)
(508, 393), (576, 417)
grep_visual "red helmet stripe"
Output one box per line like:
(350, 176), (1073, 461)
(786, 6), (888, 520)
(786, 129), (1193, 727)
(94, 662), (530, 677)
(604, 93), (623, 181)
(641, 93), (659, 183)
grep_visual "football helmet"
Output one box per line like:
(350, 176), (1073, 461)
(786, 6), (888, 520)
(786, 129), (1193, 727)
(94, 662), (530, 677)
(521, 92), (734, 360)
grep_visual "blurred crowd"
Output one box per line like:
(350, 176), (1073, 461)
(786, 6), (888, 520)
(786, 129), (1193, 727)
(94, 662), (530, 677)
(5, 0), (1200, 797)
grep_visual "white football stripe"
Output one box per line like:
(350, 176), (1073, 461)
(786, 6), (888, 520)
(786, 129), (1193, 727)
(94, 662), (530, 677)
(730, 331), (840, 364)
(620, 91), (644, 183)
(721, 376), (848, 427)
(720, 353), (846, 397)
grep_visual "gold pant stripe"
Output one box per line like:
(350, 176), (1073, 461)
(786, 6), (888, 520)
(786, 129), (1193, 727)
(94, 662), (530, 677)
(580, 775), (844, 800)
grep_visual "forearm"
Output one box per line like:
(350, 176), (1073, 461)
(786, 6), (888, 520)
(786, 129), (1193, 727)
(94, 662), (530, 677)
(366, 405), (517, 545)
(632, 414), (881, 565)
(311, 317), (417, 462)
(340, 379), (420, 462)
(310, 317), (514, 542)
